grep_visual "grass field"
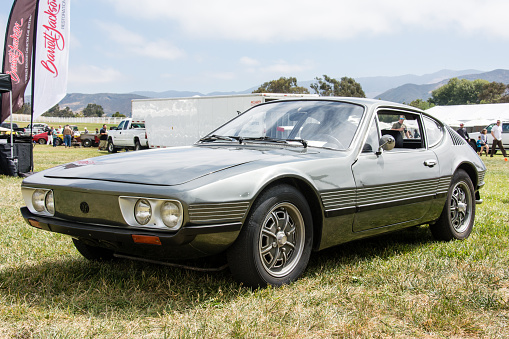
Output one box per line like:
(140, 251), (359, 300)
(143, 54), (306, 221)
(1, 146), (508, 338)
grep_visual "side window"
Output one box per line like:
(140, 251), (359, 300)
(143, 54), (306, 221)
(377, 110), (424, 149)
(423, 115), (444, 148)
(117, 121), (126, 130)
(503, 123), (509, 133)
(362, 117), (379, 153)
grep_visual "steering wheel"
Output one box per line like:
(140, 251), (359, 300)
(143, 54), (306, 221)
(321, 134), (344, 149)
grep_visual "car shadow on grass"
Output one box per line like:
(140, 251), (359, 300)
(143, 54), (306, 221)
(0, 225), (435, 315)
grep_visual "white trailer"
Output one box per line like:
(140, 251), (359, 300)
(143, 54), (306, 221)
(131, 93), (317, 148)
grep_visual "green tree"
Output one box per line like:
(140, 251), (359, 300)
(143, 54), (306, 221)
(310, 75), (365, 97)
(14, 103), (31, 115)
(430, 78), (489, 105)
(252, 77), (309, 94)
(478, 82), (508, 103)
(112, 112), (126, 117)
(408, 99), (434, 110)
(42, 104), (75, 117)
(82, 103), (105, 117)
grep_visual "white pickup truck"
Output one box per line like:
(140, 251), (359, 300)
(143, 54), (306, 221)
(107, 118), (148, 153)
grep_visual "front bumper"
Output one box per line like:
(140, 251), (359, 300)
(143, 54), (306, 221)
(21, 207), (242, 259)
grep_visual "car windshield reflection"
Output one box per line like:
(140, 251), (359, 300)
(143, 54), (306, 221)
(201, 100), (365, 150)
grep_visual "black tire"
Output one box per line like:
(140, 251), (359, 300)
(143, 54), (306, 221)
(227, 185), (313, 287)
(82, 139), (92, 147)
(430, 169), (475, 241)
(72, 238), (115, 261)
(38, 138), (46, 145)
(107, 140), (117, 153)
(54, 138), (62, 146)
(134, 139), (141, 151)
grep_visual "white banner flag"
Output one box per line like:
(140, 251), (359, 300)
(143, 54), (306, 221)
(33, 0), (70, 119)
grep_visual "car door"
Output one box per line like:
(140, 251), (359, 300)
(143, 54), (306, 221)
(116, 120), (129, 146)
(351, 110), (440, 232)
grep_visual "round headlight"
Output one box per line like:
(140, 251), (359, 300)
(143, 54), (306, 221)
(32, 189), (46, 212)
(134, 199), (152, 225)
(161, 201), (182, 229)
(45, 190), (55, 215)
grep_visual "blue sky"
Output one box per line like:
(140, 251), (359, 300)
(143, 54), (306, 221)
(2, 0), (509, 94)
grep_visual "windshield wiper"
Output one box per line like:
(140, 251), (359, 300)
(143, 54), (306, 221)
(199, 135), (242, 143)
(241, 136), (307, 148)
(286, 138), (308, 148)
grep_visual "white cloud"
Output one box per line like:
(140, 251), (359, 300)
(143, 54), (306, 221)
(68, 65), (124, 85)
(96, 22), (186, 60)
(240, 57), (260, 67)
(106, 0), (509, 42)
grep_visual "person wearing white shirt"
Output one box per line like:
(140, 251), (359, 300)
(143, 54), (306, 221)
(490, 120), (507, 157)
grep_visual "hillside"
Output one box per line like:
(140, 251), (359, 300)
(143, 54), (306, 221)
(52, 69), (509, 115)
(375, 69), (509, 103)
(58, 93), (149, 116)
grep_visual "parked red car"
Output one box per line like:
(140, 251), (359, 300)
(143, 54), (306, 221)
(32, 132), (63, 146)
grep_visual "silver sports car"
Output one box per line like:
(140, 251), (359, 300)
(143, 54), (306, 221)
(20, 98), (486, 287)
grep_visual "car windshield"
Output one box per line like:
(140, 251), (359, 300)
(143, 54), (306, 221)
(204, 100), (365, 150)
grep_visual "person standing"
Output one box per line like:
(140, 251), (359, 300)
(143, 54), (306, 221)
(479, 129), (489, 156)
(456, 123), (469, 141)
(98, 124), (108, 151)
(63, 125), (72, 148)
(391, 115), (410, 138)
(490, 120), (507, 157)
(47, 127), (53, 145)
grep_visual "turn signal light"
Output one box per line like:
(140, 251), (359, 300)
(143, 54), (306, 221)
(28, 219), (42, 229)
(132, 235), (161, 245)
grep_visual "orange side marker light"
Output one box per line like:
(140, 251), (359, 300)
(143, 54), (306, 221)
(132, 235), (162, 245)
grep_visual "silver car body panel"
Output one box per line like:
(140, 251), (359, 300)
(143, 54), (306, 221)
(21, 98), (487, 258)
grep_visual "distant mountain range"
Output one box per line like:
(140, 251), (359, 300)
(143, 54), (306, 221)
(374, 69), (509, 103)
(55, 69), (509, 116)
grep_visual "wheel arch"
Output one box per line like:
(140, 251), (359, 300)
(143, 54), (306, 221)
(455, 162), (478, 188)
(246, 175), (324, 251)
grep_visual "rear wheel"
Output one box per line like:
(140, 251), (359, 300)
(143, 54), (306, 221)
(227, 185), (313, 287)
(38, 138), (46, 145)
(134, 139), (141, 151)
(72, 239), (115, 261)
(82, 139), (92, 147)
(54, 138), (62, 146)
(430, 169), (475, 240)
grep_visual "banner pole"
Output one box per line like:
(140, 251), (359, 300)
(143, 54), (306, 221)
(29, 0), (40, 172)
(9, 91), (13, 159)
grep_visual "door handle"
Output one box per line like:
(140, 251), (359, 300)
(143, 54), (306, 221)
(424, 159), (437, 167)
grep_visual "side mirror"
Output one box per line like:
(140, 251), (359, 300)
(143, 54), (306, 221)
(376, 134), (395, 155)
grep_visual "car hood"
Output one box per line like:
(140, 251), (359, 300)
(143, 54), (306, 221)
(42, 146), (319, 186)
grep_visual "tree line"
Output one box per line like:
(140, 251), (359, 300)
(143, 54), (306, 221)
(255, 75), (509, 110)
(13, 76), (508, 117)
(253, 75), (366, 97)
(14, 103), (126, 118)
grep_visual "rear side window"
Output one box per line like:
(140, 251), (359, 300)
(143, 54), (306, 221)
(423, 115), (444, 148)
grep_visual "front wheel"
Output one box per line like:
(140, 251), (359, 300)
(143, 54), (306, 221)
(430, 169), (475, 240)
(38, 138), (45, 145)
(227, 185), (313, 287)
(107, 140), (117, 153)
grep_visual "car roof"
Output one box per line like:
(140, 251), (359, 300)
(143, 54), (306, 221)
(275, 96), (424, 113)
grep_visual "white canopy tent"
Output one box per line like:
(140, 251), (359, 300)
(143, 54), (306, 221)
(426, 103), (509, 131)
